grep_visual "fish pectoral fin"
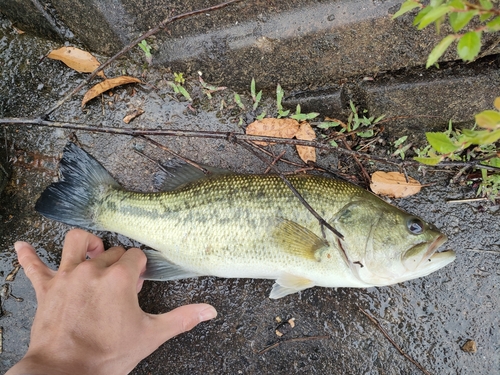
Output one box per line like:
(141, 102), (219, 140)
(142, 249), (200, 281)
(269, 273), (315, 299)
(273, 218), (329, 261)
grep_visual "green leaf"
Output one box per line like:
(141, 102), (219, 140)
(457, 31), (482, 62)
(426, 35), (456, 67)
(417, 6), (452, 29)
(329, 140), (339, 148)
(480, 12), (494, 22)
(448, 0), (465, 9)
(479, 0), (493, 10)
(426, 132), (459, 153)
(276, 84), (285, 111)
(291, 112), (319, 121)
(251, 78), (256, 99)
(413, 6), (432, 26)
(392, 0), (421, 19)
(317, 121), (341, 129)
(449, 10), (477, 32)
(357, 129), (374, 138)
(476, 110), (500, 129)
(486, 17), (500, 31)
(177, 85), (192, 101)
(394, 135), (408, 147)
(414, 156), (443, 165)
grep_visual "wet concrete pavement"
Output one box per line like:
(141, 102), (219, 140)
(0, 12), (499, 375)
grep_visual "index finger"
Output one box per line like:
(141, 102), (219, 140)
(59, 229), (104, 272)
(113, 247), (147, 281)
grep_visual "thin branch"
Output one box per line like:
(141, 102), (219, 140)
(357, 306), (431, 375)
(256, 335), (330, 355)
(40, 0), (244, 118)
(238, 140), (344, 240)
(1, 117), (499, 172)
(341, 139), (370, 186)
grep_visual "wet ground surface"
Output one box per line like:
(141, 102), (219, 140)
(0, 15), (499, 375)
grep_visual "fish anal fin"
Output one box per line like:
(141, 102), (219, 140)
(270, 273), (315, 299)
(142, 249), (200, 281)
(273, 218), (329, 261)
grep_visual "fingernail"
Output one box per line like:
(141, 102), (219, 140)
(199, 305), (217, 322)
(14, 241), (28, 253)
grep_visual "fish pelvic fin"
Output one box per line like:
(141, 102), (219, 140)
(142, 249), (201, 280)
(270, 273), (315, 299)
(35, 143), (120, 230)
(273, 218), (329, 261)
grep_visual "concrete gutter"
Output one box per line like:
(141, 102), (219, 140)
(2, 0), (499, 91)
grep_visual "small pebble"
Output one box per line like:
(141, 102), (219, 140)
(461, 340), (477, 353)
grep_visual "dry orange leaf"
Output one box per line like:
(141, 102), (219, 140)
(82, 76), (141, 107)
(47, 47), (105, 78)
(370, 171), (422, 198)
(246, 118), (316, 163)
(246, 118), (299, 146)
(123, 108), (145, 124)
(295, 122), (316, 163)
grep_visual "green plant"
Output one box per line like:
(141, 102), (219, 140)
(392, 135), (413, 160)
(317, 101), (384, 138)
(250, 78), (262, 111)
(393, 0), (500, 67)
(138, 40), (152, 64)
(414, 99), (500, 200)
(168, 72), (192, 101)
(290, 104), (319, 121)
(276, 84), (290, 118)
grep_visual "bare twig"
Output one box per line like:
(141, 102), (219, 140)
(447, 197), (489, 203)
(264, 151), (286, 174)
(341, 139), (370, 186)
(40, 0), (244, 118)
(238, 140), (344, 240)
(256, 335), (330, 355)
(357, 306), (431, 375)
(1, 118), (499, 173)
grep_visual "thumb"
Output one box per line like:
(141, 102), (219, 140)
(148, 303), (217, 344)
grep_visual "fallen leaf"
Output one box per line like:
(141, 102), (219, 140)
(246, 118), (299, 146)
(82, 76), (141, 107)
(123, 108), (144, 124)
(370, 171), (422, 198)
(47, 46), (105, 78)
(295, 122), (316, 163)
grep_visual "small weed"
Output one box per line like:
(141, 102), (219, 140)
(234, 93), (245, 110)
(138, 40), (152, 64)
(290, 104), (319, 121)
(276, 84), (290, 118)
(168, 72), (192, 101)
(251, 78), (263, 111)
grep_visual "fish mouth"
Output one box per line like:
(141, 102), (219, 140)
(404, 234), (455, 276)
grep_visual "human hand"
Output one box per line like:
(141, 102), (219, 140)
(7, 229), (217, 375)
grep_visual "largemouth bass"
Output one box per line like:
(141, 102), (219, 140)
(36, 143), (455, 298)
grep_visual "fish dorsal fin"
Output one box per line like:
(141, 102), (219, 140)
(142, 249), (201, 280)
(273, 218), (329, 261)
(270, 273), (315, 299)
(154, 160), (233, 191)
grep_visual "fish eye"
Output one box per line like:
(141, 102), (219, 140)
(407, 217), (424, 235)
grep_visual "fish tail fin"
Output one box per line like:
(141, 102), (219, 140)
(35, 143), (120, 230)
